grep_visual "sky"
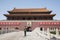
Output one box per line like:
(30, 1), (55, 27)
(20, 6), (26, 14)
(0, 0), (60, 20)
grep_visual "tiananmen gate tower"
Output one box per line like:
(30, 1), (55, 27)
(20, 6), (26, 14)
(0, 8), (60, 31)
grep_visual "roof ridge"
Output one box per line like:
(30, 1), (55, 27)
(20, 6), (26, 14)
(8, 8), (52, 13)
(13, 8), (47, 10)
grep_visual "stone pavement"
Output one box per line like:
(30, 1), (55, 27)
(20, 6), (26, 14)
(0, 29), (48, 40)
(0, 27), (60, 40)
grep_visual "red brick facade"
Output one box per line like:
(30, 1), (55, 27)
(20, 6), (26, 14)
(0, 21), (60, 30)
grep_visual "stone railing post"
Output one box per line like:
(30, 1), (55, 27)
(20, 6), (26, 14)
(43, 27), (44, 34)
(47, 28), (50, 39)
(56, 28), (59, 36)
(47, 28), (50, 34)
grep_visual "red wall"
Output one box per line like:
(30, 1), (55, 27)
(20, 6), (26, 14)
(0, 21), (60, 30)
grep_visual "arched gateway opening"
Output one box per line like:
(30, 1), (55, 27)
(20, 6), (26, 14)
(26, 27), (31, 32)
(40, 27), (43, 31)
(15, 27), (19, 30)
(26, 21), (32, 32)
(0, 28), (2, 30)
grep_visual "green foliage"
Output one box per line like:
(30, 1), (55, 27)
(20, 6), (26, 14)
(59, 31), (60, 34)
(50, 31), (56, 34)
(50, 31), (60, 34)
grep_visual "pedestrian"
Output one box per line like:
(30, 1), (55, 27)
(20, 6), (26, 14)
(24, 27), (27, 36)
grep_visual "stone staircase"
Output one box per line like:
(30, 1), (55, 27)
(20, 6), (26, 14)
(33, 27), (60, 40)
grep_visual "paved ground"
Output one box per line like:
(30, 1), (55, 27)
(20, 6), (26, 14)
(0, 31), (45, 40)
(0, 27), (60, 40)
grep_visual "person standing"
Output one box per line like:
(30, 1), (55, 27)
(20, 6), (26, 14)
(24, 26), (27, 36)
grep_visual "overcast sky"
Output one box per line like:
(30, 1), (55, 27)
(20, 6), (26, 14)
(0, 0), (60, 20)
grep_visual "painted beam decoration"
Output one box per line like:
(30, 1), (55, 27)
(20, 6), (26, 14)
(0, 22), (60, 26)
(38, 22), (60, 25)
(0, 22), (20, 26)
